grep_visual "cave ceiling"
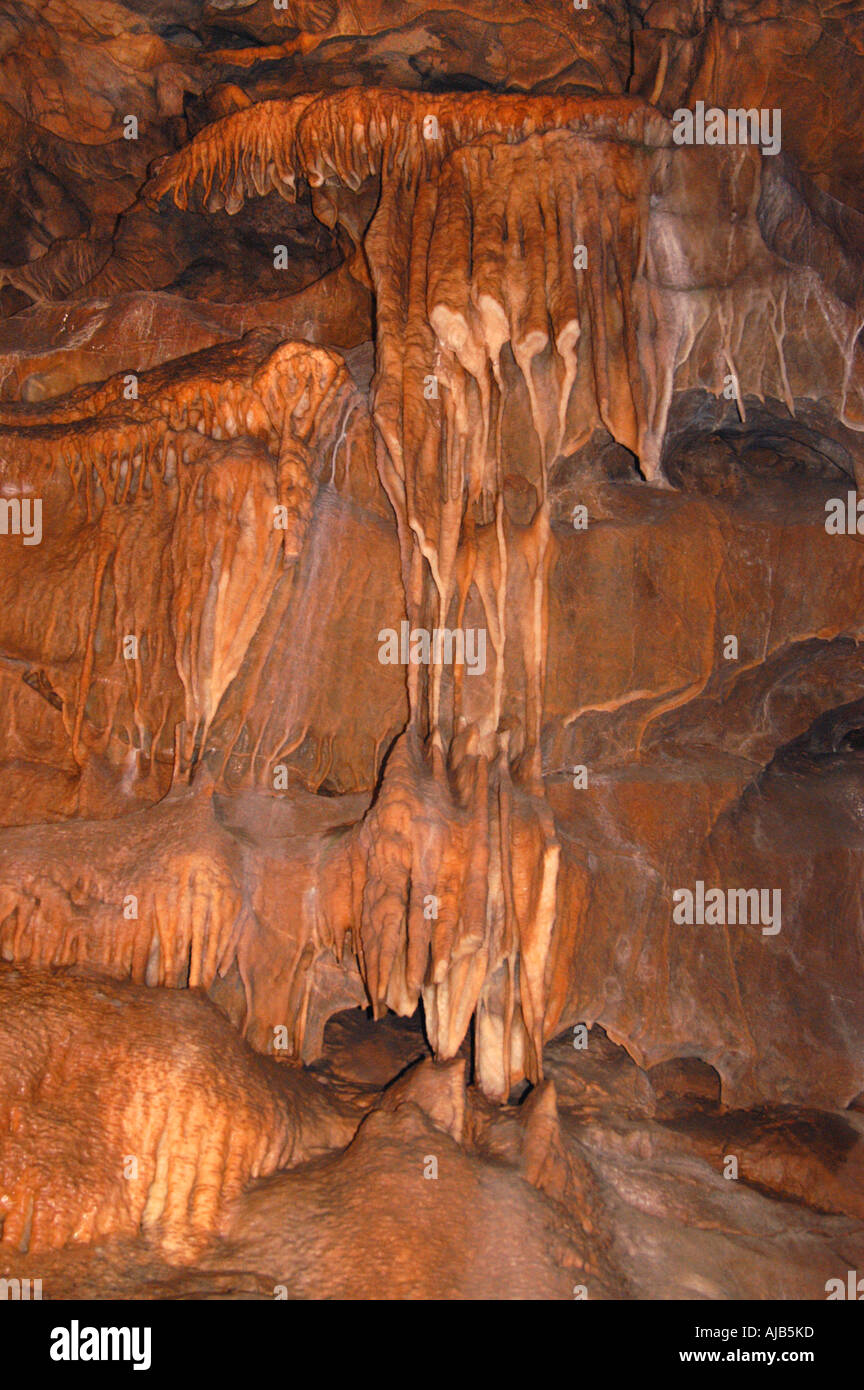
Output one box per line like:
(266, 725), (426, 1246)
(0, 0), (863, 1316)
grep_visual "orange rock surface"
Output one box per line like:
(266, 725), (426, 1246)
(0, 0), (862, 1304)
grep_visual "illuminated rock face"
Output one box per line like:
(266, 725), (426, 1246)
(0, 0), (863, 1300)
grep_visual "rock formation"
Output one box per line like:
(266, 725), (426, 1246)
(0, 0), (862, 1303)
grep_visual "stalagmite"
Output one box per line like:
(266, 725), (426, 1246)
(133, 86), (864, 1095)
(0, 0), (863, 1311)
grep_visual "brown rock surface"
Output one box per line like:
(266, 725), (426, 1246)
(0, 0), (862, 1305)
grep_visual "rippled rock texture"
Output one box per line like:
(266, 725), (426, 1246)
(0, 0), (863, 1301)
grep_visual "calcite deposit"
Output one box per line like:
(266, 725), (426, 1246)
(0, 0), (863, 1303)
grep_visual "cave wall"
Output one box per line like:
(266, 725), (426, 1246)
(0, 0), (863, 1302)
